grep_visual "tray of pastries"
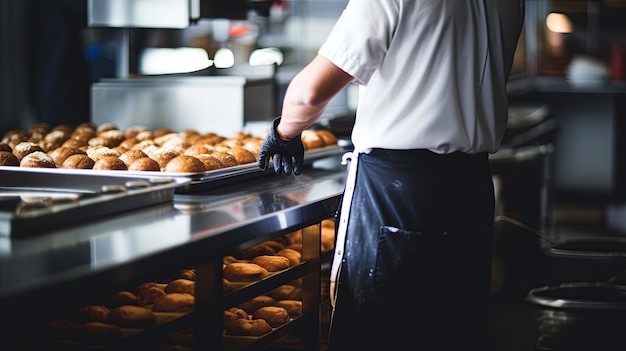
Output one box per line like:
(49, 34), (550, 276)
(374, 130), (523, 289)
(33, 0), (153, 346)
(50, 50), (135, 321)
(0, 122), (344, 192)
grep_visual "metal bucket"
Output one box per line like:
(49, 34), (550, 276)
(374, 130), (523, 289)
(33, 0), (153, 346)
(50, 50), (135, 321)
(527, 282), (626, 351)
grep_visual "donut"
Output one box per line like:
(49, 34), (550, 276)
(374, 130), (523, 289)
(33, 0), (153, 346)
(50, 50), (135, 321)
(224, 318), (272, 336)
(165, 279), (195, 295)
(0, 151), (19, 166)
(93, 156), (128, 171)
(238, 295), (276, 314)
(107, 305), (157, 328)
(252, 255), (290, 272)
(128, 157), (160, 171)
(276, 300), (302, 317)
(164, 155), (206, 173)
(13, 141), (44, 161)
(20, 151), (56, 168)
(62, 154), (95, 169)
(152, 293), (195, 313)
(48, 146), (87, 166)
(252, 306), (290, 328)
(223, 262), (268, 282)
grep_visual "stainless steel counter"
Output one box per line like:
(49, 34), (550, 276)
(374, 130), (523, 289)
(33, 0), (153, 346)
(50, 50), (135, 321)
(0, 165), (347, 345)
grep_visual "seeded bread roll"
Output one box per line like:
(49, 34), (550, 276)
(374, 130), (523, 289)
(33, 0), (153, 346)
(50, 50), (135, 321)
(148, 148), (181, 169)
(62, 154), (95, 169)
(119, 149), (149, 167)
(20, 151), (56, 168)
(227, 147), (256, 164)
(195, 154), (224, 171)
(210, 151), (238, 167)
(13, 141), (44, 161)
(252, 306), (290, 328)
(107, 305), (157, 328)
(152, 293), (195, 312)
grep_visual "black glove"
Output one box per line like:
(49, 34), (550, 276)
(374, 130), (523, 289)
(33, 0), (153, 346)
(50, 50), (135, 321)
(258, 117), (305, 175)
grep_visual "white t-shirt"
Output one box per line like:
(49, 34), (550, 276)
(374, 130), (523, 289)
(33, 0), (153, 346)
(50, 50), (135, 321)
(318, 0), (524, 154)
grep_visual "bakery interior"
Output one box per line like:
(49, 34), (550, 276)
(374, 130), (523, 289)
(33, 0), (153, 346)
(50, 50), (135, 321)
(1, 0), (626, 350)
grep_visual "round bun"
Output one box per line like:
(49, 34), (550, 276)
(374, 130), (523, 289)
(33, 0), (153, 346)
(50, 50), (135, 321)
(236, 243), (277, 260)
(238, 295), (276, 314)
(148, 148), (181, 169)
(315, 130), (338, 146)
(165, 279), (195, 295)
(210, 151), (238, 167)
(20, 151), (56, 168)
(276, 300), (302, 317)
(251, 255), (290, 272)
(49, 146), (87, 166)
(128, 157), (160, 171)
(252, 306), (290, 328)
(225, 318), (272, 336)
(195, 154), (224, 171)
(276, 248), (301, 266)
(103, 290), (141, 308)
(223, 262), (268, 282)
(268, 284), (301, 300)
(119, 149), (148, 167)
(107, 305), (157, 328)
(13, 141), (44, 161)
(62, 154), (95, 169)
(93, 156), (128, 170)
(0, 151), (19, 166)
(164, 155), (206, 173)
(74, 321), (123, 344)
(227, 307), (249, 320)
(227, 147), (256, 164)
(152, 293), (195, 313)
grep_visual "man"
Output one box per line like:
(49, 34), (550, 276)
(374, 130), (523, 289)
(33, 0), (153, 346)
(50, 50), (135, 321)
(258, 1), (525, 350)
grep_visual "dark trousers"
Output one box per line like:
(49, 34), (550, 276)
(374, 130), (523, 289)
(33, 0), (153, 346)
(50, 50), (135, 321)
(327, 149), (495, 351)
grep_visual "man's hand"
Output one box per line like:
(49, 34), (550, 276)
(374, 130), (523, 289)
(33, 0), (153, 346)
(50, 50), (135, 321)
(258, 117), (305, 175)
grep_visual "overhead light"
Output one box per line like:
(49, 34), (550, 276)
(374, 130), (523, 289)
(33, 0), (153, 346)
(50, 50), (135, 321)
(546, 13), (573, 33)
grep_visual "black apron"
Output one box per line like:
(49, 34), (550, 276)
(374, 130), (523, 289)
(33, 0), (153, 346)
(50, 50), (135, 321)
(328, 149), (495, 351)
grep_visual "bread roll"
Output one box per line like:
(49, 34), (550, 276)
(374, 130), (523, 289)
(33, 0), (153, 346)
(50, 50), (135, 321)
(0, 151), (19, 166)
(93, 156), (128, 170)
(119, 149), (148, 167)
(164, 155), (206, 173)
(148, 148), (181, 169)
(224, 318), (272, 336)
(48, 146), (87, 166)
(165, 279), (195, 295)
(71, 305), (110, 323)
(301, 130), (324, 150)
(128, 157), (160, 171)
(195, 154), (224, 171)
(103, 290), (141, 308)
(276, 300), (302, 317)
(107, 305), (157, 328)
(20, 151), (56, 168)
(227, 147), (256, 164)
(238, 295), (276, 314)
(252, 255), (290, 272)
(223, 262), (268, 282)
(152, 293), (195, 313)
(210, 151), (238, 167)
(252, 306), (290, 328)
(276, 248), (302, 266)
(62, 154), (95, 169)
(13, 141), (44, 161)
(315, 129), (338, 146)
(136, 284), (166, 305)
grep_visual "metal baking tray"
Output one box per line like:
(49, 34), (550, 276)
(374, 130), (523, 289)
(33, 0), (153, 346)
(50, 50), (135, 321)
(0, 168), (190, 238)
